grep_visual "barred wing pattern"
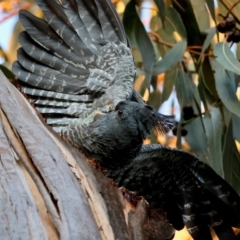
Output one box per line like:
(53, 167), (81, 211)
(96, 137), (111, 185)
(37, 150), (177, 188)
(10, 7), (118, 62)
(12, 0), (135, 134)
(112, 144), (240, 240)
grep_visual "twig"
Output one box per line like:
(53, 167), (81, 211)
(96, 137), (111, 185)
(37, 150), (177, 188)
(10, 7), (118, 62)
(218, 0), (240, 25)
(148, 31), (214, 57)
(227, 0), (240, 17)
(173, 0), (185, 12)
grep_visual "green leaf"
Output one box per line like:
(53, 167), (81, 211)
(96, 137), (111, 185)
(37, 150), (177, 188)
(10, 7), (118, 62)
(232, 167), (240, 194)
(232, 114), (240, 142)
(172, 0), (204, 46)
(198, 76), (211, 114)
(0, 65), (18, 87)
(148, 89), (162, 110)
(200, 27), (216, 57)
(223, 105), (232, 126)
(164, 7), (187, 39)
(123, 0), (156, 86)
(190, 0), (210, 32)
(153, 0), (165, 25)
(214, 42), (240, 75)
(200, 58), (219, 100)
(0, 65), (15, 80)
(185, 117), (209, 163)
(175, 67), (198, 108)
(150, 7), (186, 58)
(161, 67), (177, 102)
(205, 0), (216, 23)
(202, 106), (223, 176)
(154, 31), (172, 57)
(223, 119), (240, 194)
(153, 40), (186, 75)
(214, 65), (240, 118)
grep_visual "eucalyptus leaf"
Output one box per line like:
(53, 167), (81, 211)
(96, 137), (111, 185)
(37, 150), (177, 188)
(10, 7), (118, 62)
(148, 89), (162, 110)
(232, 170), (240, 194)
(0, 65), (18, 87)
(232, 114), (240, 142)
(153, 0), (165, 25)
(198, 73), (217, 112)
(214, 42), (240, 75)
(152, 7), (186, 58)
(150, 16), (162, 32)
(200, 27), (216, 57)
(200, 58), (219, 100)
(123, 0), (156, 86)
(175, 67), (197, 108)
(162, 67), (178, 102)
(0, 65), (15, 80)
(203, 106), (223, 177)
(172, 0), (203, 46)
(164, 7), (187, 39)
(205, 0), (216, 23)
(223, 105), (232, 126)
(184, 117), (209, 164)
(214, 65), (240, 118)
(190, 0), (210, 32)
(153, 40), (186, 75)
(155, 32), (172, 57)
(223, 121), (233, 172)
(197, 76), (210, 114)
(223, 120), (240, 194)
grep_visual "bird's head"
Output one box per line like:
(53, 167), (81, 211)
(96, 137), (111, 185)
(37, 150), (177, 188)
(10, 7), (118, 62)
(114, 101), (175, 137)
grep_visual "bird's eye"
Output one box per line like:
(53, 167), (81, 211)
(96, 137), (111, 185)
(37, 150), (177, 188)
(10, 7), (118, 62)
(118, 110), (123, 115)
(115, 101), (125, 111)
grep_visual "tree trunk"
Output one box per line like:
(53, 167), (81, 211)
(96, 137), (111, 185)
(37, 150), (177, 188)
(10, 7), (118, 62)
(0, 70), (174, 240)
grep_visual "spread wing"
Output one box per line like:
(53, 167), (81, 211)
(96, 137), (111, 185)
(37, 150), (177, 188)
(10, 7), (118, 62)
(12, 0), (135, 133)
(111, 144), (240, 240)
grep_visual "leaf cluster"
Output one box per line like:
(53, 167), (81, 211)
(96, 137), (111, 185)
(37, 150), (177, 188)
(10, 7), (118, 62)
(123, 0), (240, 193)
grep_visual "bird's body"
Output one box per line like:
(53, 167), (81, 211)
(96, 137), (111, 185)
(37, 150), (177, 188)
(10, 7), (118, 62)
(13, 0), (240, 239)
(67, 100), (174, 168)
(111, 144), (240, 239)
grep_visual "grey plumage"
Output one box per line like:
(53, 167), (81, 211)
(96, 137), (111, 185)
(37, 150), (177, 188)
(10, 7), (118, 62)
(12, 0), (173, 141)
(110, 144), (240, 240)
(13, 0), (136, 122)
(67, 101), (173, 168)
(12, 0), (240, 240)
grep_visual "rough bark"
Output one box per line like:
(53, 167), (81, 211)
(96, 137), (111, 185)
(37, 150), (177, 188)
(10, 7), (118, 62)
(0, 70), (174, 240)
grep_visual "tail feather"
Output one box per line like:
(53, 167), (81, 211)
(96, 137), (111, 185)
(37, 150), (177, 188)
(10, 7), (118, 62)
(158, 189), (184, 231)
(212, 223), (237, 240)
(191, 161), (240, 227)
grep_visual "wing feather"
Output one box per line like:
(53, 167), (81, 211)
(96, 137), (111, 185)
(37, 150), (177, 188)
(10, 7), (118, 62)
(13, 0), (135, 132)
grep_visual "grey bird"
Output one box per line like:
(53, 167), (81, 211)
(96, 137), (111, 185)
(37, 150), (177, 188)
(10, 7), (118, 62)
(12, 0), (240, 239)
